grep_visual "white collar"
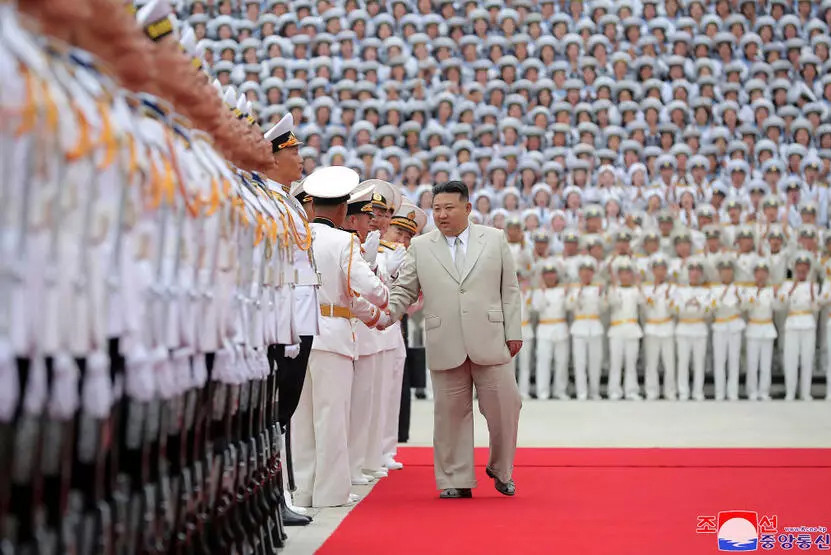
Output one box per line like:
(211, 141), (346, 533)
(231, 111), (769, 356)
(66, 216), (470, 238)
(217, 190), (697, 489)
(444, 224), (471, 247)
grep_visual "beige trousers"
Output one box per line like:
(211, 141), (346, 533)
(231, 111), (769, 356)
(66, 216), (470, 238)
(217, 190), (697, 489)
(430, 358), (521, 490)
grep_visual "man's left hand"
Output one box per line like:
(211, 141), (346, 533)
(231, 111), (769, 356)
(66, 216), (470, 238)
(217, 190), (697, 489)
(507, 340), (523, 357)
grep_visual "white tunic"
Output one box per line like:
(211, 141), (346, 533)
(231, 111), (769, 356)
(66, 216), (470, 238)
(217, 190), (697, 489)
(671, 285), (711, 338)
(311, 221), (389, 359)
(607, 286), (643, 339)
(709, 283), (746, 333)
(531, 286), (569, 342)
(740, 286), (778, 340)
(641, 282), (675, 337)
(566, 285), (606, 338)
(777, 281), (818, 331)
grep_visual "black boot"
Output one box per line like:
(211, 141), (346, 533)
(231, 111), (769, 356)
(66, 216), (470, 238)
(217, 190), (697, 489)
(280, 499), (311, 526)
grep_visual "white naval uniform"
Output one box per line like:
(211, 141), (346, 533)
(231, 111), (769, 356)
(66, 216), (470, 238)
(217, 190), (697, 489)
(566, 284), (606, 400)
(378, 242), (413, 466)
(515, 288), (536, 398)
(641, 282), (676, 400)
(821, 278), (831, 400)
(269, 183), (320, 342)
(349, 294), (384, 481)
(293, 220), (388, 508)
(531, 286), (570, 400)
(778, 281), (818, 401)
(709, 283), (746, 401)
(368, 242), (405, 474)
(767, 250), (789, 374)
(672, 285), (711, 401)
(606, 286), (643, 400)
(741, 285), (778, 400)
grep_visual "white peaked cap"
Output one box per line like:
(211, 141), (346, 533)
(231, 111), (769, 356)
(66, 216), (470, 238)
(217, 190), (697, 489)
(180, 26), (196, 53)
(348, 183), (375, 204)
(360, 179), (402, 212)
(304, 167), (360, 199)
(264, 113), (294, 143)
(264, 113), (302, 150)
(289, 180), (306, 198)
(391, 200), (427, 234)
(223, 85), (237, 107)
(136, 0), (171, 26)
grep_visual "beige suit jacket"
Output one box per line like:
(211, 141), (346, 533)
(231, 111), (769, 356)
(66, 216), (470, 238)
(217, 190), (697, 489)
(388, 224), (522, 371)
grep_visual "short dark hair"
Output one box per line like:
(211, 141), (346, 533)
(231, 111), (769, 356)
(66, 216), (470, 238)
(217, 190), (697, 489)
(432, 180), (469, 201)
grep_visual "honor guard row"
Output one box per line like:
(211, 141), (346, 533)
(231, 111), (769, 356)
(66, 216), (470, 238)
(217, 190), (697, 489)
(0, 0), (381, 551)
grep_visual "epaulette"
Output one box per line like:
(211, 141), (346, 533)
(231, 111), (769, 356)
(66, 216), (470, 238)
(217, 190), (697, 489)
(379, 239), (398, 251)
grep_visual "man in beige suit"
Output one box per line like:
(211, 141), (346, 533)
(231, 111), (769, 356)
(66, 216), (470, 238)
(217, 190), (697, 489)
(380, 181), (523, 498)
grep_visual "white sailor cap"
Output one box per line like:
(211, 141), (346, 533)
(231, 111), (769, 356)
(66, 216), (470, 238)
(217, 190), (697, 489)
(304, 166), (360, 200)
(222, 86), (239, 112)
(264, 111), (301, 151)
(613, 257), (635, 273)
(578, 256), (597, 270)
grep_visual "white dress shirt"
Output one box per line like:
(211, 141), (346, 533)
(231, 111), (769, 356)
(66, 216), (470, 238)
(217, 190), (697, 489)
(445, 224), (471, 265)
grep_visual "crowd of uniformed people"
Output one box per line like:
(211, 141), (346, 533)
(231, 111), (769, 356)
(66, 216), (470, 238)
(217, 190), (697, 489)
(504, 211), (831, 402)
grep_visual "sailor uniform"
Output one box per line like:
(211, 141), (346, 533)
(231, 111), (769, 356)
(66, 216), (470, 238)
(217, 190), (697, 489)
(566, 284), (606, 400)
(709, 282), (746, 401)
(516, 287), (536, 398)
(778, 280), (819, 401)
(672, 285), (711, 401)
(531, 285), (570, 400)
(641, 282), (676, 400)
(606, 285), (643, 400)
(292, 168), (389, 508)
(741, 285), (779, 400)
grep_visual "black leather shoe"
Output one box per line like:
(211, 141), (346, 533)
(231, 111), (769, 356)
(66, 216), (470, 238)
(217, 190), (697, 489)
(486, 467), (516, 496)
(281, 504), (312, 526)
(439, 488), (472, 499)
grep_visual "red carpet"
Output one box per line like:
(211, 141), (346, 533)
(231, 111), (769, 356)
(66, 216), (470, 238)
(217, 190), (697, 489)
(318, 447), (831, 555)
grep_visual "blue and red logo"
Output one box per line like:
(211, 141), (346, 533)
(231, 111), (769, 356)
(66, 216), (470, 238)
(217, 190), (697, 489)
(717, 511), (759, 552)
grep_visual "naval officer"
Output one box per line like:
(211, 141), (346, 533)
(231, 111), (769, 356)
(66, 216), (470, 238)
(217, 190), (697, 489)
(292, 166), (390, 508)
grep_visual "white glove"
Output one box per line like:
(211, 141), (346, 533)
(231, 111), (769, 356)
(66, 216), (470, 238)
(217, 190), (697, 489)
(386, 245), (407, 277)
(376, 312), (393, 330)
(362, 230), (381, 269)
(284, 344), (301, 359)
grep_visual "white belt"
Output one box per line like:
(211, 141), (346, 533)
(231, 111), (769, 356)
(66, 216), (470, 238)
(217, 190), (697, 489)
(294, 268), (319, 286)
